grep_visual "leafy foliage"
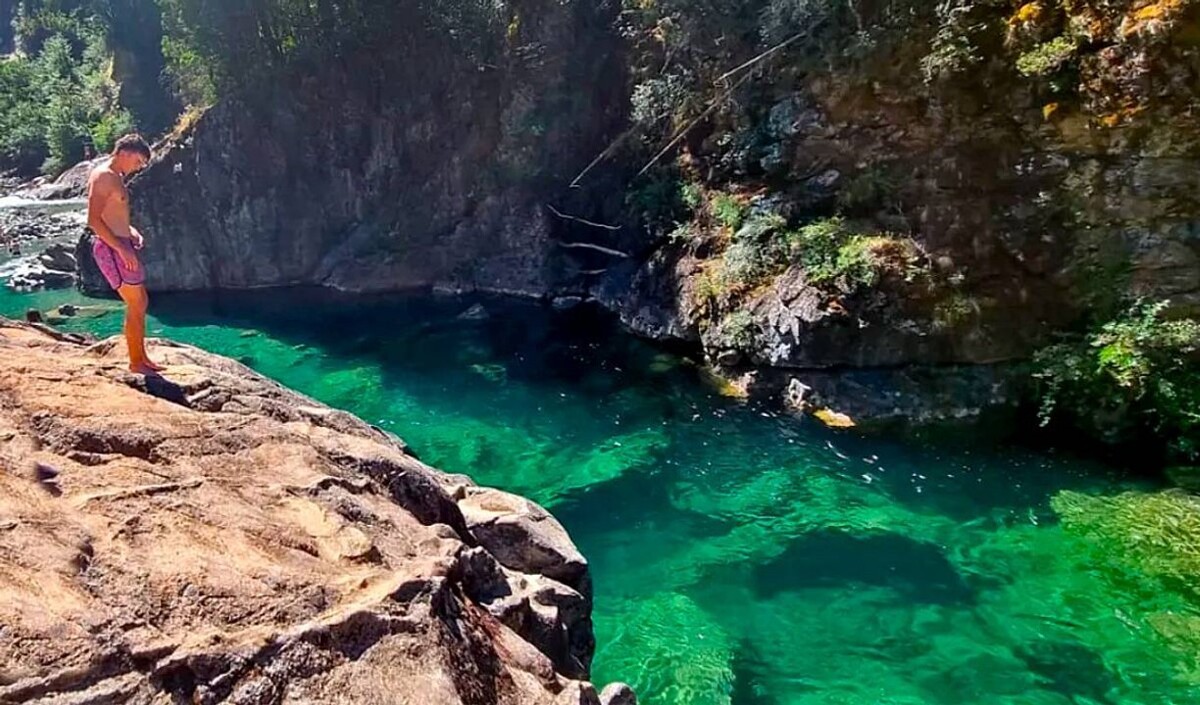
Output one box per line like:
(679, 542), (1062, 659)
(836, 164), (902, 213)
(718, 309), (758, 352)
(0, 0), (179, 174)
(785, 217), (919, 290)
(718, 210), (790, 289)
(710, 193), (748, 231)
(920, 0), (986, 84)
(1015, 35), (1077, 77)
(0, 23), (131, 175)
(154, 0), (508, 95)
(1035, 301), (1200, 461)
(721, 237), (775, 287)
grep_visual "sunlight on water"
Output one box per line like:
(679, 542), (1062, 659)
(2, 286), (1196, 705)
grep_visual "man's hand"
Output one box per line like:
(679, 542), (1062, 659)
(131, 228), (145, 251)
(117, 243), (140, 272)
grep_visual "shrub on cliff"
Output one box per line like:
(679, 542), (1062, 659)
(787, 217), (923, 291)
(154, 0), (508, 94)
(1035, 301), (1200, 463)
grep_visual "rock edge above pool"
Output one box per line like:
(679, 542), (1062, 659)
(0, 317), (635, 705)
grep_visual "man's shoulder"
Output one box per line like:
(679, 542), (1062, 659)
(87, 164), (121, 191)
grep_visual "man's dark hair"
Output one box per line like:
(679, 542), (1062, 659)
(112, 133), (151, 160)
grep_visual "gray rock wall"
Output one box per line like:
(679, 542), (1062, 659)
(109, 0), (630, 299)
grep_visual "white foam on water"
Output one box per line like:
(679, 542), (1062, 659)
(0, 196), (87, 213)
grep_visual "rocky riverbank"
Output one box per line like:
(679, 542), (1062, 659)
(0, 318), (633, 704)
(0, 206), (87, 293)
(0, 164), (91, 293)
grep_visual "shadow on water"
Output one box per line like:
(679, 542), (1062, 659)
(149, 287), (703, 412)
(144, 288), (1150, 518)
(750, 530), (976, 605)
(1015, 640), (1120, 705)
(730, 641), (789, 705)
(553, 458), (735, 543)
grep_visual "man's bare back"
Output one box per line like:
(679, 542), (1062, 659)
(86, 134), (159, 373)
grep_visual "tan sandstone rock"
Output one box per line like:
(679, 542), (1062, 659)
(0, 319), (630, 704)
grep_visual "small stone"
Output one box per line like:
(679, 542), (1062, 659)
(25, 309), (43, 323)
(814, 408), (857, 429)
(552, 296), (584, 311)
(599, 683), (637, 705)
(715, 350), (742, 367)
(34, 463), (60, 482)
(785, 378), (814, 412)
(457, 303), (489, 321)
(57, 304), (78, 316)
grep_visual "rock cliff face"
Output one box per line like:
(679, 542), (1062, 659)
(75, 0), (1200, 423)
(599, 0), (1200, 421)
(92, 0), (629, 299)
(0, 319), (629, 704)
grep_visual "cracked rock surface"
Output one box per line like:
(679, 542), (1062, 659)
(0, 319), (631, 704)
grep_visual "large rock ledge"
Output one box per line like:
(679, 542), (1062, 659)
(0, 319), (632, 704)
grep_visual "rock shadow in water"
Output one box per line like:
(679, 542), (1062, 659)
(1016, 640), (1119, 705)
(751, 530), (975, 605)
(730, 640), (792, 705)
(554, 460), (731, 541)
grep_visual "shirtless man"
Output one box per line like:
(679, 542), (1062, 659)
(87, 134), (160, 374)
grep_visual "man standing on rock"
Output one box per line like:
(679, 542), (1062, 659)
(87, 134), (161, 374)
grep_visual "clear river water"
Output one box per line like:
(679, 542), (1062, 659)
(1, 281), (1196, 705)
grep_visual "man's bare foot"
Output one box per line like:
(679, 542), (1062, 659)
(129, 361), (161, 376)
(143, 358), (166, 372)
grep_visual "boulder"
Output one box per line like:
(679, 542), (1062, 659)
(76, 233), (113, 296)
(15, 159), (96, 201)
(122, 1), (631, 296)
(5, 260), (76, 292)
(37, 242), (77, 272)
(600, 683), (638, 705)
(458, 486), (590, 593)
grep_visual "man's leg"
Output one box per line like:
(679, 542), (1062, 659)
(115, 284), (160, 373)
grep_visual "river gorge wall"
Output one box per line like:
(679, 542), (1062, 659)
(75, 0), (1200, 425)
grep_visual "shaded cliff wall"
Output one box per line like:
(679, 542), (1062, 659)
(114, 0), (630, 297)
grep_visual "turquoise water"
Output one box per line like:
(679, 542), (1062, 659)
(3, 285), (1198, 705)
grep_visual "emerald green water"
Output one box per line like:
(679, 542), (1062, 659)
(3, 285), (1198, 704)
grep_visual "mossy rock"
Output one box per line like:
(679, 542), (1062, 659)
(1167, 466), (1200, 493)
(1053, 489), (1200, 597)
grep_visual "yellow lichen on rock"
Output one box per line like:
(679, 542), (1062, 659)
(814, 408), (857, 429)
(699, 366), (751, 400)
(1134, 0), (1185, 21)
(1123, 0), (1188, 35)
(1010, 2), (1046, 25)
